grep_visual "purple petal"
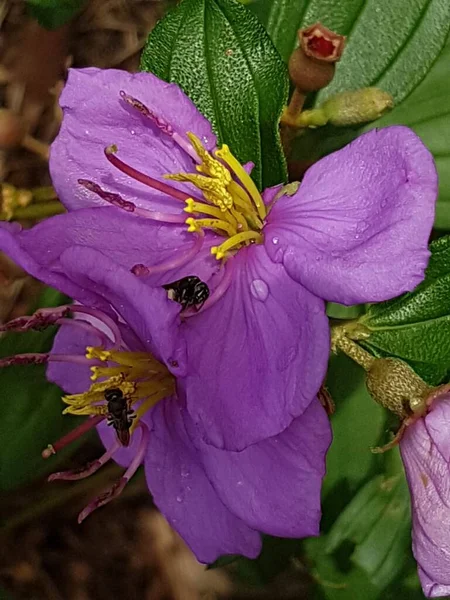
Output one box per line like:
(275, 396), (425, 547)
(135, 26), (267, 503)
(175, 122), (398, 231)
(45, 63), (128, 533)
(50, 68), (216, 212)
(265, 127), (437, 305)
(400, 394), (450, 597)
(191, 398), (331, 537)
(47, 322), (98, 394)
(0, 212), (187, 372)
(145, 397), (262, 563)
(0, 207), (218, 287)
(59, 245), (185, 374)
(418, 568), (450, 598)
(181, 244), (329, 450)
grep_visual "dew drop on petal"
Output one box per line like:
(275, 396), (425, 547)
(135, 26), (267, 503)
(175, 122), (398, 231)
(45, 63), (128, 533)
(176, 495), (183, 503)
(250, 279), (269, 302)
(272, 236), (279, 245)
(130, 129), (136, 136)
(356, 220), (368, 233)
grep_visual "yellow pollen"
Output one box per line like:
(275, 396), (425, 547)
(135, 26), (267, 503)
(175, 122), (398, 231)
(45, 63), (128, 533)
(62, 346), (175, 437)
(215, 145), (266, 220)
(211, 231), (264, 260)
(168, 134), (267, 259)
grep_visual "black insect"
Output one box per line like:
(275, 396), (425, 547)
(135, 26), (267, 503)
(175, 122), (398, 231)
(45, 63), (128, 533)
(163, 276), (210, 311)
(104, 388), (135, 447)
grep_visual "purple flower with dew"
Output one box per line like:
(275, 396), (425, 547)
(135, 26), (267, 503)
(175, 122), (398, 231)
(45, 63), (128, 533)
(45, 67), (436, 452)
(0, 299), (330, 563)
(400, 392), (450, 598)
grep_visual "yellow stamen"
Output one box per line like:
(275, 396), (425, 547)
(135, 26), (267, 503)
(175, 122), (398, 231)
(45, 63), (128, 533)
(62, 346), (174, 434)
(166, 172), (233, 210)
(186, 217), (236, 237)
(211, 231), (264, 260)
(187, 133), (232, 184)
(185, 199), (237, 228)
(130, 387), (173, 434)
(215, 145), (266, 220)
(167, 134), (268, 259)
(230, 206), (248, 232)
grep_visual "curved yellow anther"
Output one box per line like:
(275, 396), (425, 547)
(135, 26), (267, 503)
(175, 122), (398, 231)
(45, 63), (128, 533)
(185, 199), (237, 229)
(211, 231), (264, 260)
(186, 217), (235, 237)
(215, 145), (266, 220)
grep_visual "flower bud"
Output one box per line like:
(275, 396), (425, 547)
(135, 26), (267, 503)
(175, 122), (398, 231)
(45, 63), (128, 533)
(300, 22), (345, 63)
(288, 23), (345, 94)
(366, 358), (431, 419)
(321, 88), (394, 126)
(400, 392), (450, 597)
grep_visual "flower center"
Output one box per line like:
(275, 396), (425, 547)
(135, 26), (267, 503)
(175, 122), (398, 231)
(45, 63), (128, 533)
(95, 98), (266, 261)
(63, 345), (175, 438)
(166, 133), (265, 259)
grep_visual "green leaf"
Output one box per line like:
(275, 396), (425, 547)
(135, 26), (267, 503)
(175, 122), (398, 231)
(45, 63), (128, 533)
(263, 0), (450, 106)
(305, 537), (380, 600)
(360, 33), (450, 229)
(293, 33), (450, 231)
(0, 288), (83, 490)
(358, 235), (450, 385)
(140, 0), (289, 190)
(26, 0), (86, 29)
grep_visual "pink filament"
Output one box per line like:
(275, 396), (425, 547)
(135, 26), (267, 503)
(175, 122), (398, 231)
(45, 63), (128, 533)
(104, 149), (191, 203)
(0, 306), (70, 333)
(79, 178), (186, 224)
(0, 352), (98, 368)
(70, 305), (123, 348)
(77, 422), (149, 523)
(42, 415), (105, 458)
(119, 90), (201, 163)
(48, 440), (120, 481)
(131, 232), (204, 277)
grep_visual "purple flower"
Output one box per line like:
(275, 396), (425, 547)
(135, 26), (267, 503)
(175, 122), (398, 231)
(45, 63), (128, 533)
(0, 300), (330, 563)
(46, 67), (436, 452)
(400, 393), (450, 597)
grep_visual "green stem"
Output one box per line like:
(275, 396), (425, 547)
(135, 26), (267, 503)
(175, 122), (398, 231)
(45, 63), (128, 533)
(31, 186), (58, 202)
(12, 201), (65, 220)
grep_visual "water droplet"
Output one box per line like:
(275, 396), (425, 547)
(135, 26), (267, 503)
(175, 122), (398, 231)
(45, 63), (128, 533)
(354, 234), (360, 240)
(250, 279), (269, 302)
(272, 237), (279, 245)
(130, 129), (136, 135)
(202, 136), (209, 145)
(356, 220), (368, 233)
(176, 495), (183, 503)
